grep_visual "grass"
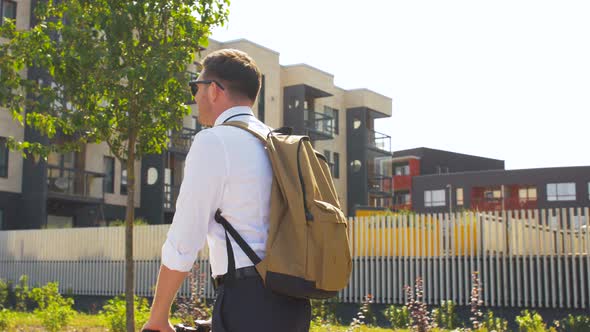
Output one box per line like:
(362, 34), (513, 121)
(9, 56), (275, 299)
(311, 325), (409, 331)
(7, 311), (183, 332)
(8, 311), (101, 331)
(7, 312), (413, 332)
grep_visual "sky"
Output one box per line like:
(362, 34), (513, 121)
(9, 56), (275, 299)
(210, 0), (590, 170)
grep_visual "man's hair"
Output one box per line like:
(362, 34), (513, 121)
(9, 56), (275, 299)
(202, 49), (262, 102)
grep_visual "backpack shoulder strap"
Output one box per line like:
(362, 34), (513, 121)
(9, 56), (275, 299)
(222, 121), (269, 144)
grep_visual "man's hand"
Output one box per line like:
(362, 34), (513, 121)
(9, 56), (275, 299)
(144, 265), (190, 332)
(141, 319), (175, 332)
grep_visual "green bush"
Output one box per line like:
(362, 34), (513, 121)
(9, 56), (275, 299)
(432, 300), (460, 329)
(100, 295), (151, 332)
(516, 310), (547, 332)
(383, 304), (410, 329)
(29, 281), (62, 309)
(0, 280), (7, 309)
(36, 300), (76, 332)
(108, 218), (148, 227)
(311, 298), (338, 325)
(555, 314), (590, 332)
(0, 308), (15, 332)
(30, 282), (76, 332)
(480, 310), (508, 332)
(14, 275), (29, 311)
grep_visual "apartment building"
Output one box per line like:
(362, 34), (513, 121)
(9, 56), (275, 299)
(138, 39), (393, 225)
(0, 5), (393, 229)
(391, 147), (505, 211)
(391, 147), (590, 214)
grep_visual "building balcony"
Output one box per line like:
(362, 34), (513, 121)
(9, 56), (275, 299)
(368, 129), (391, 154)
(368, 174), (394, 196)
(164, 184), (181, 211)
(471, 197), (538, 212)
(47, 165), (105, 203)
(392, 203), (413, 211)
(168, 127), (198, 154)
(304, 109), (334, 141)
(393, 175), (412, 191)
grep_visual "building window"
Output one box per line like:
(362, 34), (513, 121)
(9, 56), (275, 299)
(324, 106), (339, 135)
(1, 0), (17, 25)
(395, 192), (411, 205)
(395, 164), (410, 176)
(0, 209), (4, 230)
(518, 186), (537, 202)
(484, 188), (503, 201)
(333, 152), (340, 179)
(547, 182), (576, 201)
(425, 189), (446, 207)
(456, 188), (464, 206)
(323, 150), (334, 175)
(0, 137), (8, 178)
(103, 157), (115, 194)
(588, 182), (590, 200)
(120, 160), (128, 195)
(258, 75), (265, 123)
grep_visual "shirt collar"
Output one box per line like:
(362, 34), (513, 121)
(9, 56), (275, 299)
(214, 106), (255, 127)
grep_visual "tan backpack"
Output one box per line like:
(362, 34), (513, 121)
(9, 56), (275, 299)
(214, 121), (352, 299)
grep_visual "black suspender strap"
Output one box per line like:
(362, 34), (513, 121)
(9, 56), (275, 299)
(215, 209), (262, 266)
(216, 113), (262, 280)
(222, 113), (254, 124)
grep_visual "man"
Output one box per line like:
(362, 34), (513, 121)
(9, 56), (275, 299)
(143, 49), (311, 332)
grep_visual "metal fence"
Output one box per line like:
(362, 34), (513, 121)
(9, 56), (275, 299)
(1, 208), (588, 308)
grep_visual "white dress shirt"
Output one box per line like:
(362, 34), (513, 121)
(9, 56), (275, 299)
(161, 106), (273, 277)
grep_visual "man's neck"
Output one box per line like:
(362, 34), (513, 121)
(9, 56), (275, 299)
(212, 103), (253, 122)
(211, 105), (254, 127)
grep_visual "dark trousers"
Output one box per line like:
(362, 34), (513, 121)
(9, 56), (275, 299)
(212, 275), (311, 332)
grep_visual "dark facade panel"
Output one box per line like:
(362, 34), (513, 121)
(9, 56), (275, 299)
(21, 155), (48, 229)
(412, 166), (590, 213)
(283, 85), (307, 136)
(283, 84), (335, 141)
(138, 153), (166, 224)
(346, 107), (369, 215)
(0, 191), (22, 230)
(102, 204), (127, 223)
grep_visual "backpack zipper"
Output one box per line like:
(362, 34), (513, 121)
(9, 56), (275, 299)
(297, 138), (314, 221)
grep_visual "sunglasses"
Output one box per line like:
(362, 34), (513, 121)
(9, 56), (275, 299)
(189, 79), (225, 96)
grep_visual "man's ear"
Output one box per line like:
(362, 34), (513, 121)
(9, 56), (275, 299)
(209, 82), (223, 103)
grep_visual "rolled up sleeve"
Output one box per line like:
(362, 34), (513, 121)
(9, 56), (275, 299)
(161, 130), (227, 272)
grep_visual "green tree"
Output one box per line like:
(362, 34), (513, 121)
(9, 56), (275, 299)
(0, 1), (229, 331)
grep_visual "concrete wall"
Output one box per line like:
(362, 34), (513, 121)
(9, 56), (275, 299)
(344, 89), (392, 117)
(281, 64), (335, 96)
(0, 110), (24, 194)
(0, 0), (32, 194)
(85, 143), (141, 208)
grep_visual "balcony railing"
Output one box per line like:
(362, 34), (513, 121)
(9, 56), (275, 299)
(368, 174), (394, 196)
(368, 129), (391, 153)
(164, 184), (181, 210)
(47, 165), (105, 201)
(471, 197), (538, 211)
(303, 109), (334, 140)
(168, 127), (198, 153)
(392, 203), (413, 211)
